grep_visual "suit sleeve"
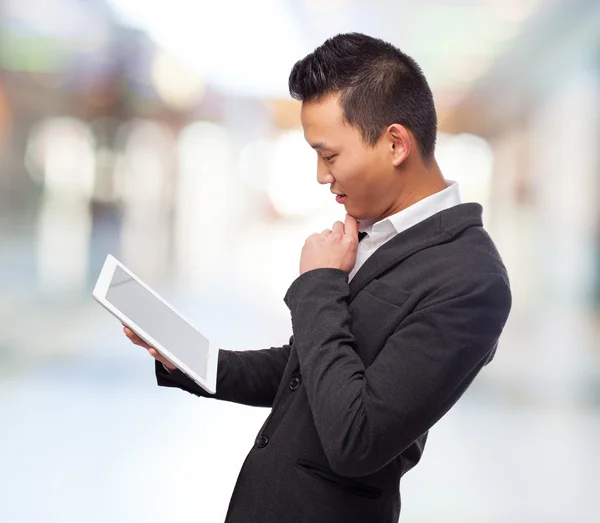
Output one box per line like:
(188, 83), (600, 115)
(284, 268), (511, 477)
(155, 337), (293, 408)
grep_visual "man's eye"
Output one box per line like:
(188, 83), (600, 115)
(323, 154), (336, 162)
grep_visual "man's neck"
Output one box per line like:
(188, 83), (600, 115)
(384, 157), (447, 219)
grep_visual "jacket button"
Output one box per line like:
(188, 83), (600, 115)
(256, 435), (269, 448)
(289, 376), (301, 391)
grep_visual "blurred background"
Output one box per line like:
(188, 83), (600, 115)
(1, 0), (599, 521)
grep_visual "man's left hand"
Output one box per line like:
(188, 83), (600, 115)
(300, 214), (359, 275)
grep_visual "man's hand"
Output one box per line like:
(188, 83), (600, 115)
(300, 214), (359, 276)
(123, 325), (177, 371)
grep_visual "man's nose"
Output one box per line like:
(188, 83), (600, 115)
(316, 162), (334, 185)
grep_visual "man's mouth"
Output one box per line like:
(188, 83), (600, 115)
(335, 194), (347, 203)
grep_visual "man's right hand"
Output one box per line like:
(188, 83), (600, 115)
(123, 326), (177, 371)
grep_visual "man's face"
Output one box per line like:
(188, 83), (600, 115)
(300, 93), (401, 222)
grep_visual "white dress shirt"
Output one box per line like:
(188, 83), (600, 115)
(348, 180), (462, 282)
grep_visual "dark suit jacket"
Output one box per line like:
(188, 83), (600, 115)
(155, 203), (512, 523)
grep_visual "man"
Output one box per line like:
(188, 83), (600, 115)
(125, 32), (511, 523)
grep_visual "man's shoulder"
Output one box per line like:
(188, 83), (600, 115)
(381, 224), (510, 311)
(406, 224), (508, 278)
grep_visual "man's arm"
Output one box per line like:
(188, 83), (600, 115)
(155, 337), (293, 408)
(284, 268), (511, 477)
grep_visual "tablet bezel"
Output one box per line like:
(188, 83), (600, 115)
(93, 254), (218, 394)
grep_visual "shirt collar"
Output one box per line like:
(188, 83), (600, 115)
(358, 180), (462, 237)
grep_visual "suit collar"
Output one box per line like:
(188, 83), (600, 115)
(348, 202), (483, 302)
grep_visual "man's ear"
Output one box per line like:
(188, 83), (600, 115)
(387, 124), (411, 167)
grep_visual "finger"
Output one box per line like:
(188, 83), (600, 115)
(321, 229), (332, 235)
(149, 348), (172, 367)
(331, 221), (344, 236)
(134, 339), (152, 350)
(344, 214), (358, 239)
(124, 328), (151, 349)
(124, 327), (141, 342)
(148, 348), (164, 363)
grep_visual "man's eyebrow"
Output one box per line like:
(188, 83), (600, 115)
(310, 142), (330, 150)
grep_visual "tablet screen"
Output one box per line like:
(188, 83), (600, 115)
(106, 265), (210, 379)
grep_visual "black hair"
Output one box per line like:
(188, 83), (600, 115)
(289, 32), (437, 159)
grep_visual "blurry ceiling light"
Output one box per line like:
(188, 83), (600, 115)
(25, 117), (96, 198)
(177, 121), (232, 182)
(151, 50), (206, 110)
(267, 130), (331, 219)
(174, 121), (237, 285)
(175, 120), (235, 227)
(486, 0), (540, 23)
(116, 119), (176, 207)
(238, 138), (275, 191)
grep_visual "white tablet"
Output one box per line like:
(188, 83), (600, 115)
(93, 254), (218, 394)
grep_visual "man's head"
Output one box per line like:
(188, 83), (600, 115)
(289, 32), (439, 222)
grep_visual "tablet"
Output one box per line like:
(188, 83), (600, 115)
(93, 254), (218, 394)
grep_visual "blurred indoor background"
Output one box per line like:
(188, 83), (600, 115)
(1, 0), (599, 522)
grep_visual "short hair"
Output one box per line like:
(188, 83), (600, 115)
(289, 32), (437, 159)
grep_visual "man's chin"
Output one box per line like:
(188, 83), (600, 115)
(354, 214), (376, 228)
(344, 205), (374, 225)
